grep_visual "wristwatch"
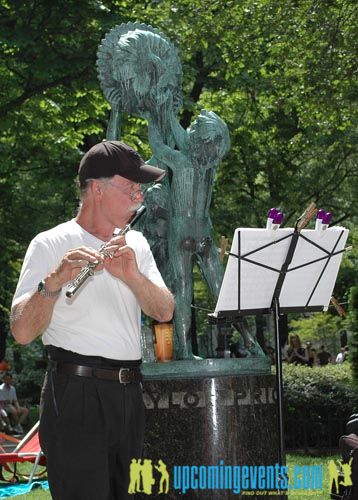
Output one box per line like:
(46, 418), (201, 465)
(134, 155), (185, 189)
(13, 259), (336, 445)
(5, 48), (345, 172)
(37, 280), (62, 298)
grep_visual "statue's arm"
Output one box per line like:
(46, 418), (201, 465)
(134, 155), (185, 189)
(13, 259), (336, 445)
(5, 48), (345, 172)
(106, 103), (121, 140)
(168, 108), (188, 150)
(147, 116), (182, 170)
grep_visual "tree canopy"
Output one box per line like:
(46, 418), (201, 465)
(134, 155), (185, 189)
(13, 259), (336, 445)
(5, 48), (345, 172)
(0, 0), (357, 362)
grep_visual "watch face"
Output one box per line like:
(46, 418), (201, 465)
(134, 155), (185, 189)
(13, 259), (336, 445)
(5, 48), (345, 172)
(37, 280), (61, 297)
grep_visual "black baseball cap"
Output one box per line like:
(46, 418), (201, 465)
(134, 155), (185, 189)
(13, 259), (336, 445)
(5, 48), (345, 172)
(78, 140), (166, 188)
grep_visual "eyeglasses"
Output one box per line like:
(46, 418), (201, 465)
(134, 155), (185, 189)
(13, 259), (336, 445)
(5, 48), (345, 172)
(107, 181), (143, 201)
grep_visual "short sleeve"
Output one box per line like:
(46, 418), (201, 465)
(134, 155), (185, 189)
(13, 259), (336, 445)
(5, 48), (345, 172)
(127, 231), (167, 288)
(12, 237), (57, 307)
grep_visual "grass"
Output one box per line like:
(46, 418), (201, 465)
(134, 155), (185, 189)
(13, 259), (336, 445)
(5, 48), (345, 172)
(0, 453), (340, 498)
(286, 453), (340, 500)
(0, 461), (50, 499)
(6, 489), (50, 499)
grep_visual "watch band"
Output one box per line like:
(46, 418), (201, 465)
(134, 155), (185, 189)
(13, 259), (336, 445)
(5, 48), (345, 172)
(37, 280), (62, 298)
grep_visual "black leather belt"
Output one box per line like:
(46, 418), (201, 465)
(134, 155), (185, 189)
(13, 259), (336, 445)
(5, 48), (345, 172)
(52, 361), (142, 384)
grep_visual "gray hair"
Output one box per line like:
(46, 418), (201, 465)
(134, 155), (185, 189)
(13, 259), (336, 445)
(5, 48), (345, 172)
(78, 176), (115, 198)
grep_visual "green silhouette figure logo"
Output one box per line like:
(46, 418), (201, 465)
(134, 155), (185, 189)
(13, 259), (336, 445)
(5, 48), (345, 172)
(142, 459), (155, 494)
(128, 459), (142, 494)
(155, 459), (170, 494)
(328, 458), (353, 492)
(128, 458), (170, 495)
(328, 459), (340, 492)
(338, 458), (353, 487)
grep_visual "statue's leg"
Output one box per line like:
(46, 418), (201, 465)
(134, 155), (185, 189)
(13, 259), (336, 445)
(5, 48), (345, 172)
(196, 236), (224, 300)
(169, 240), (195, 360)
(231, 318), (265, 356)
(197, 237), (264, 356)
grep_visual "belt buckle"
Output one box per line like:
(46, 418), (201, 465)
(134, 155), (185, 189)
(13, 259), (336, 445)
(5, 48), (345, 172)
(119, 367), (130, 384)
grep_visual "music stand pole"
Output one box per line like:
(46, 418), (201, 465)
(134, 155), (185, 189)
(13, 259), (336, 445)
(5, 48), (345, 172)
(271, 204), (317, 467)
(273, 296), (285, 467)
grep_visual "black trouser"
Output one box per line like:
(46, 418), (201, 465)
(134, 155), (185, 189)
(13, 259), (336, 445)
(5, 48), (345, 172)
(39, 347), (145, 500)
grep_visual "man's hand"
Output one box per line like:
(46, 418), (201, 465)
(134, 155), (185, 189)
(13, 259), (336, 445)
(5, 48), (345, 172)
(46, 246), (105, 290)
(102, 235), (174, 322)
(102, 236), (140, 284)
(11, 246), (107, 344)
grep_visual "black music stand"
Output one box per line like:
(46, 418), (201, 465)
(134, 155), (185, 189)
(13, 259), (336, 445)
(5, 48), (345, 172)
(209, 225), (349, 466)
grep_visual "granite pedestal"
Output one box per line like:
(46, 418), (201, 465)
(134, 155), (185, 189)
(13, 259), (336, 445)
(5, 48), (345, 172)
(134, 359), (285, 499)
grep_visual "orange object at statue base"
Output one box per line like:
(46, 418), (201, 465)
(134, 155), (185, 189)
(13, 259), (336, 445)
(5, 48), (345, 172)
(154, 323), (173, 362)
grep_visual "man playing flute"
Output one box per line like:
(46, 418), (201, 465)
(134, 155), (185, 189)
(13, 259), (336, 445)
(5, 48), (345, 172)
(10, 140), (174, 500)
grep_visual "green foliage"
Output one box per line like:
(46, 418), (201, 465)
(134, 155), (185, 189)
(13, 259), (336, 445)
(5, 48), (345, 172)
(283, 362), (357, 416)
(0, 0), (356, 366)
(332, 227), (358, 303)
(286, 227), (358, 363)
(10, 338), (47, 402)
(204, 0), (358, 235)
(346, 286), (358, 384)
(339, 229), (358, 382)
(289, 313), (343, 344)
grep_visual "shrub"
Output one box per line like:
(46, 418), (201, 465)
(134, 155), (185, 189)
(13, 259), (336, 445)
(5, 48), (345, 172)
(282, 362), (357, 449)
(283, 362), (357, 414)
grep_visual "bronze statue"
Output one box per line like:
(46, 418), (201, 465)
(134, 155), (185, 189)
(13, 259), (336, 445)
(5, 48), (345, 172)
(97, 23), (182, 140)
(146, 107), (230, 358)
(97, 23), (263, 360)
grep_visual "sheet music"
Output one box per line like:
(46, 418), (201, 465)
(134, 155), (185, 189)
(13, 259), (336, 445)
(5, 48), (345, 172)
(214, 227), (349, 315)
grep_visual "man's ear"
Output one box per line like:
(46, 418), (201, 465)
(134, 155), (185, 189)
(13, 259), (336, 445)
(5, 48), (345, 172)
(92, 180), (105, 200)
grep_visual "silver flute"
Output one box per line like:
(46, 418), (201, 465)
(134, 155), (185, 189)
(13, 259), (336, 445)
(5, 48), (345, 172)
(66, 206), (146, 298)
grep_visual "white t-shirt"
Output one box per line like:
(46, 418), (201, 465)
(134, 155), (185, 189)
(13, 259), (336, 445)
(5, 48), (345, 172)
(336, 352), (344, 364)
(12, 219), (166, 360)
(0, 383), (17, 404)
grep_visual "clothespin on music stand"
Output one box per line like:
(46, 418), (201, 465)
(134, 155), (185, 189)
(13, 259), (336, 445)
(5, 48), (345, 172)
(330, 296), (346, 317)
(296, 202), (317, 232)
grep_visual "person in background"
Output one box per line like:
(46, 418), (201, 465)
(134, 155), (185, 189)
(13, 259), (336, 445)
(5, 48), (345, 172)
(265, 345), (276, 365)
(0, 389), (15, 434)
(229, 343), (242, 358)
(216, 346), (225, 358)
(305, 342), (316, 367)
(343, 346), (349, 362)
(336, 347), (346, 364)
(0, 372), (29, 434)
(316, 345), (332, 366)
(286, 334), (308, 365)
(0, 358), (10, 372)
